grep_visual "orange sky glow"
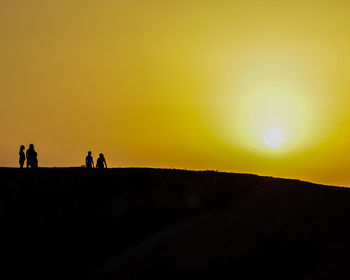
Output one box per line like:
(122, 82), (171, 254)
(2, 0), (350, 186)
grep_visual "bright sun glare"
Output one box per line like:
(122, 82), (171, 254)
(264, 127), (284, 147)
(217, 51), (314, 154)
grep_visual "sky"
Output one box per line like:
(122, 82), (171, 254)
(2, 0), (350, 186)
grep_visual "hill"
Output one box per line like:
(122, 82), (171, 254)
(0, 168), (350, 279)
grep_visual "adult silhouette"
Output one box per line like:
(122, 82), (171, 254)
(85, 151), (94, 168)
(19, 145), (25, 168)
(96, 153), (107, 169)
(26, 144), (38, 168)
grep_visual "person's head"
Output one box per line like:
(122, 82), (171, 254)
(88, 151), (92, 155)
(20, 145), (25, 151)
(99, 153), (104, 158)
(29, 144), (34, 150)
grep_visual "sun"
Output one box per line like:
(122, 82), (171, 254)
(264, 127), (284, 147)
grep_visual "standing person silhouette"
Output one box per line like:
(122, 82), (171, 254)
(85, 151), (94, 168)
(96, 153), (107, 169)
(19, 145), (25, 168)
(26, 144), (38, 168)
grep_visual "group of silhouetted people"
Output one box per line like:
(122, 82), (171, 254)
(19, 144), (38, 168)
(18, 145), (107, 168)
(85, 151), (107, 168)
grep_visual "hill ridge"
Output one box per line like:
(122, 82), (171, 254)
(0, 168), (350, 279)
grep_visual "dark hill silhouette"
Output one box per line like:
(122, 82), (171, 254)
(1, 168), (350, 279)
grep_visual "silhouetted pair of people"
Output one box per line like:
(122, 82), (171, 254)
(19, 144), (38, 168)
(85, 152), (107, 168)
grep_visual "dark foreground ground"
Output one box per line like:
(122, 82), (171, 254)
(1, 168), (350, 279)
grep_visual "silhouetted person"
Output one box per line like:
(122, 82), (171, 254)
(96, 153), (107, 169)
(26, 144), (38, 168)
(19, 145), (25, 168)
(85, 151), (94, 168)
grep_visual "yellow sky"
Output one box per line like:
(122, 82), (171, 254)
(2, 0), (350, 186)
